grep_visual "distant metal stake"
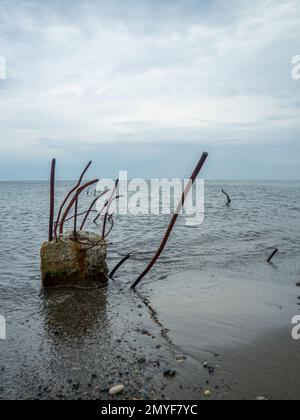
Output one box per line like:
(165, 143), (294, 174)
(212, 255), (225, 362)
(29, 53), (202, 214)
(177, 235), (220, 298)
(48, 159), (56, 242)
(268, 248), (278, 263)
(131, 152), (208, 289)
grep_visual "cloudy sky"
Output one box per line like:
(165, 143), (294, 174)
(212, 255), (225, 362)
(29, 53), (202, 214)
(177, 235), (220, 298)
(0, 0), (300, 180)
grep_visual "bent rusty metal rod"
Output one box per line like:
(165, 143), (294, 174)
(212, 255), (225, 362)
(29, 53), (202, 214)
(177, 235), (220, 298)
(83, 235), (107, 253)
(222, 189), (231, 206)
(80, 190), (110, 231)
(104, 213), (114, 239)
(54, 161), (92, 240)
(131, 152), (208, 289)
(56, 209), (99, 227)
(101, 181), (120, 239)
(101, 195), (122, 238)
(94, 194), (121, 227)
(268, 248), (278, 263)
(109, 251), (137, 279)
(94, 179), (119, 225)
(48, 158), (56, 242)
(59, 179), (99, 235)
(74, 197), (78, 241)
(82, 214), (114, 253)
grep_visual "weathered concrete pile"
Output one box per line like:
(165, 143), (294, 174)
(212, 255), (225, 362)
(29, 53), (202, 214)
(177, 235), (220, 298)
(41, 230), (108, 288)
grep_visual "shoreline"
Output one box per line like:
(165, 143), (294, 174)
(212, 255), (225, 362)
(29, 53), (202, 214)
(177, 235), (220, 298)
(1, 268), (299, 400)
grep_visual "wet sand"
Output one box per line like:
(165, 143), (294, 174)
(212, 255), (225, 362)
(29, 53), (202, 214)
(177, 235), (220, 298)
(1, 265), (300, 400)
(145, 268), (300, 400)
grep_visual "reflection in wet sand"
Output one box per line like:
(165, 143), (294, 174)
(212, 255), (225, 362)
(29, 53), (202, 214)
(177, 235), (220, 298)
(42, 286), (108, 344)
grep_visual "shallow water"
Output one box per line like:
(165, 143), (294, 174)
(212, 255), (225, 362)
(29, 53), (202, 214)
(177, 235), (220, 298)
(0, 180), (300, 399)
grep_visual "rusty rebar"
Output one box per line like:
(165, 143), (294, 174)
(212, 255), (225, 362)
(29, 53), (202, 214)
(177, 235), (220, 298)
(222, 189), (231, 206)
(109, 251), (137, 279)
(73, 197), (79, 241)
(54, 161), (92, 239)
(131, 152), (208, 289)
(93, 179), (119, 225)
(57, 209), (98, 227)
(102, 212), (109, 239)
(48, 158), (56, 242)
(80, 190), (110, 231)
(59, 179), (99, 235)
(268, 248), (278, 263)
(100, 195), (121, 237)
(104, 213), (114, 239)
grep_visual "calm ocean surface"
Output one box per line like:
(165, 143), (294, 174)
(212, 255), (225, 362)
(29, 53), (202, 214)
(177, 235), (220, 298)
(0, 180), (300, 398)
(1, 180), (299, 288)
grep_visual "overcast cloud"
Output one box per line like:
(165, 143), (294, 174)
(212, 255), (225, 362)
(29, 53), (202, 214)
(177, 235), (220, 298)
(0, 0), (300, 179)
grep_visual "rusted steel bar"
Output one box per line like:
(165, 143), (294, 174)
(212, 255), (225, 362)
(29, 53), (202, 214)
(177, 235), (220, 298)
(57, 209), (98, 226)
(83, 236), (106, 253)
(102, 212), (109, 239)
(80, 190), (110, 231)
(104, 213), (114, 239)
(222, 189), (231, 206)
(93, 179), (119, 225)
(94, 195), (121, 227)
(54, 161), (92, 240)
(48, 159), (56, 242)
(59, 179), (99, 235)
(268, 248), (278, 263)
(73, 197), (79, 241)
(109, 251), (137, 279)
(101, 195), (121, 237)
(131, 152), (208, 289)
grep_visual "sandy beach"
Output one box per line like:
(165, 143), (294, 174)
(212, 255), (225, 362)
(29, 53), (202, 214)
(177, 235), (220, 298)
(1, 262), (299, 400)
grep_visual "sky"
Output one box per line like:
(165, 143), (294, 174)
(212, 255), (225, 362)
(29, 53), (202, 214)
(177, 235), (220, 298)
(0, 0), (300, 180)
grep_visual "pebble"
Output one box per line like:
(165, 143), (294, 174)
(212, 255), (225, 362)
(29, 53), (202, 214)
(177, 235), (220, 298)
(204, 389), (211, 397)
(163, 370), (176, 378)
(256, 396), (268, 401)
(108, 384), (125, 396)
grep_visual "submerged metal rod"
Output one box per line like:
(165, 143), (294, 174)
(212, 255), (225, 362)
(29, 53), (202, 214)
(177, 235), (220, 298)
(268, 248), (278, 263)
(48, 158), (56, 242)
(131, 152), (208, 289)
(110, 251), (137, 279)
(222, 189), (231, 206)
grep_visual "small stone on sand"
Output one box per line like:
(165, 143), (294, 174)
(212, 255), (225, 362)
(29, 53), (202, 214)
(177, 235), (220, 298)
(163, 370), (176, 378)
(204, 389), (211, 397)
(108, 384), (124, 396)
